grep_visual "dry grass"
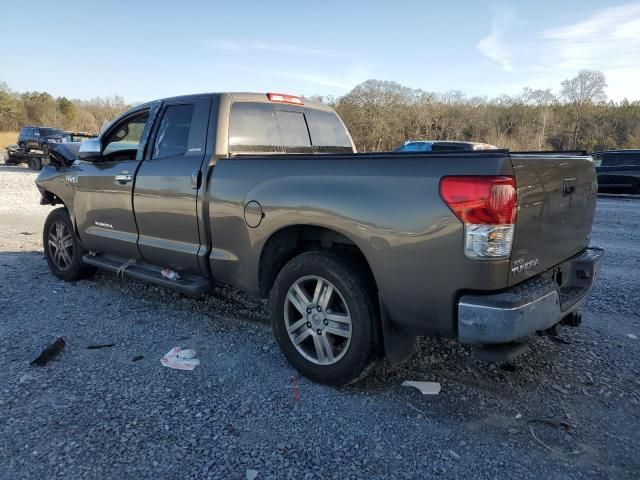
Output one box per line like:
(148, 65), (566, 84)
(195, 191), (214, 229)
(0, 132), (18, 150)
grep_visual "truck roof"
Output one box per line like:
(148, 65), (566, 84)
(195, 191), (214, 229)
(135, 92), (333, 112)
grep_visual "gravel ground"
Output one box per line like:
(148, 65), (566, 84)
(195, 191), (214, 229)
(1, 164), (639, 480)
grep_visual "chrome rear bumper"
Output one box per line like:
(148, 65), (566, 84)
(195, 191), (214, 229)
(458, 247), (604, 344)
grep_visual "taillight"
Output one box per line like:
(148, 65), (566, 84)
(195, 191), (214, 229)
(267, 92), (304, 105)
(439, 176), (517, 259)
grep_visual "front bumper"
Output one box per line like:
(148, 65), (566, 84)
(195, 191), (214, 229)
(458, 247), (604, 344)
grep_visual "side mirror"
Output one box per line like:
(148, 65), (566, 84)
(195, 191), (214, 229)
(78, 138), (102, 162)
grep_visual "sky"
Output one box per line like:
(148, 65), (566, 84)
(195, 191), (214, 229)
(1, 0), (639, 102)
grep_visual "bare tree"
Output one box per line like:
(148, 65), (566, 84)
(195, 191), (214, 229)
(523, 87), (557, 149)
(561, 70), (607, 149)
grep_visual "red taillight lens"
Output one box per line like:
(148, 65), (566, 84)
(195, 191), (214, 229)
(439, 176), (517, 225)
(267, 92), (304, 105)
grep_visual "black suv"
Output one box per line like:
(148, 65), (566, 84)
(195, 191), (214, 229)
(18, 126), (65, 155)
(594, 150), (640, 194)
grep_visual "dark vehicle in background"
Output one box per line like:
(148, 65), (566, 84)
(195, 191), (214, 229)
(593, 150), (640, 194)
(18, 126), (65, 155)
(35, 92), (602, 385)
(62, 131), (97, 143)
(395, 140), (498, 152)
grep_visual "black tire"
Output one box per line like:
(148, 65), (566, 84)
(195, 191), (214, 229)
(19, 142), (27, 154)
(270, 251), (380, 386)
(43, 208), (96, 281)
(33, 157), (42, 170)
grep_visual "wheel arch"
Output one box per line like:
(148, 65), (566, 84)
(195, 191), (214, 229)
(258, 224), (378, 299)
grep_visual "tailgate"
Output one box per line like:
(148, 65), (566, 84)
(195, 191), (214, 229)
(508, 154), (597, 286)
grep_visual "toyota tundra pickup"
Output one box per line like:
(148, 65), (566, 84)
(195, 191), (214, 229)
(35, 92), (603, 385)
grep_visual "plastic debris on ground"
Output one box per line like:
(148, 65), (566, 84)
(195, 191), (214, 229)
(246, 469), (259, 480)
(86, 343), (115, 349)
(30, 337), (66, 366)
(161, 269), (180, 281)
(401, 380), (441, 395)
(627, 333), (638, 339)
(160, 347), (200, 370)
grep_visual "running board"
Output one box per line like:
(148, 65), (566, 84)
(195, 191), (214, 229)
(82, 254), (212, 295)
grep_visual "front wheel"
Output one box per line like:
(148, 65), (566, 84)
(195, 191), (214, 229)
(43, 208), (96, 281)
(270, 251), (380, 386)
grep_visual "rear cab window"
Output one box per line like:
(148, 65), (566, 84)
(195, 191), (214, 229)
(228, 102), (353, 154)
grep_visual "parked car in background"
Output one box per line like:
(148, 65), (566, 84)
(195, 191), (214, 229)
(395, 140), (498, 152)
(35, 92), (602, 385)
(593, 150), (640, 194)
(18, 126), (65, 155)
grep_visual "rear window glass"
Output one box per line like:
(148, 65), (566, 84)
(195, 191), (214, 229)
(305, 109), (351, 148)
(229, 102), (352, 153)
(229, 103), (282, 152)
(275, 111), (311, 149)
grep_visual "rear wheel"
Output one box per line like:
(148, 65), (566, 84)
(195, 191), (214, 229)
(270, 251), (379, 385)
(43, 208), (96, 281)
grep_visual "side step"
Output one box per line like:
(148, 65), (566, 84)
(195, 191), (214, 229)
(82, 254), (212, 295)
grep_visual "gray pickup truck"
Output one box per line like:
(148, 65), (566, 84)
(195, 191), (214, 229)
(35, 92), (603, 385)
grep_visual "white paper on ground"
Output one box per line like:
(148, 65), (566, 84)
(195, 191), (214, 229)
(161, 347), (200, 371)
(401, 380), (441, 395)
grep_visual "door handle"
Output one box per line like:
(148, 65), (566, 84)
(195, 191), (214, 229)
(115, 174), (133, 184)
(191, 169), (202, 189)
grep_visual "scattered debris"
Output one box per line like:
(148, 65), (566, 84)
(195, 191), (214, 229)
(160, 347), (200, 370)
(246, 469), (259, 480)
(527, 418), (584, 455)
(515, 413), (522, 419)
(30, 337), (65, 366)
(87, 343), (115, 350)
(508, 428), (520, 434)
(627, 333), (638, 340)
(291, 374), (300, 403)
(584, 373), (594, 385)
(161, 269), (180, 281)
(401, 381), (441, 395)
(551, 384), (570, 395)
(132, 355), (144, 362)
(18, 232), (33, 235)
(448, 449), (461, 460)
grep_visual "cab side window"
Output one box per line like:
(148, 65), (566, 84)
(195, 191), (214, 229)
(102, 112), (149, 161)
(152, 104), (195, 159)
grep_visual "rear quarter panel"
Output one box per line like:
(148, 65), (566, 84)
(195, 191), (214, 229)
(208, 153), (514, 337)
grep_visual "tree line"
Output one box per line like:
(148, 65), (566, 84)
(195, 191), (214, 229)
(320, 70), (640, 152)
(1, 70), (639, 152)
(0, 80), (130, 134)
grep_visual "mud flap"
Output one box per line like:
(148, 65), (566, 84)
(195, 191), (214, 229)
(379, 296), (416, 367)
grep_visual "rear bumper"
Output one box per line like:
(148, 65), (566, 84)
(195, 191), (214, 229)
(458, 247), (604, 344)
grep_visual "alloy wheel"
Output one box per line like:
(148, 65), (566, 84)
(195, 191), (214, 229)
(284, 275), (352, 365)
(48, 221), (74, 271)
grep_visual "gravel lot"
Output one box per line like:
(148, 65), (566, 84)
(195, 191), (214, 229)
(1, 164), (639, 480)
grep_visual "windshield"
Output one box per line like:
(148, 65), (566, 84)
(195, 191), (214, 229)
(40, 128), (64, 137)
